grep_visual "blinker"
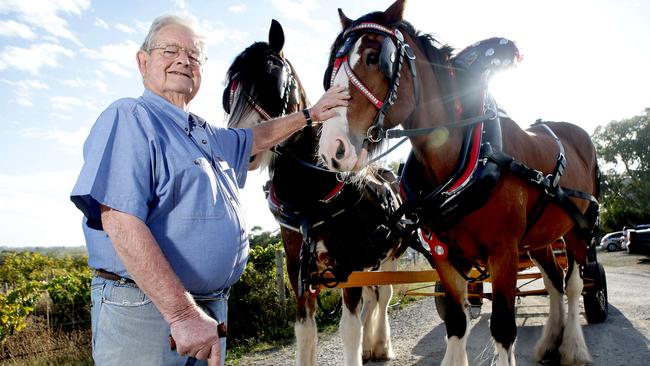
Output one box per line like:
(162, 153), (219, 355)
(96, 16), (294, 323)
(379, 37), (397, 78)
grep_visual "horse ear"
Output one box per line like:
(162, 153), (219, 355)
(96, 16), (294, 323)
(338, 8), (352, 29)
(269, 19), (285, 52)
(384, 0), (406, 24)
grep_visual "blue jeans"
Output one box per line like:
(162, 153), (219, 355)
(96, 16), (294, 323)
(90, 276), (228, 366)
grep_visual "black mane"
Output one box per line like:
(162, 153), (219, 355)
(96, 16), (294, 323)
(224, 42), (288, 125)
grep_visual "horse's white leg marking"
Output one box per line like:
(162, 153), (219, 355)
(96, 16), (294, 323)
(295, 307), (317, 366)
(360, 286), (377, 362)
(340, 291), (363, 366)
(441, 294), (469, 366)
(371, 284), (395, 361)
(530, 258), (565, 361)
(369, 257), (396, 361)
(495, 342), (516, 366)
(560, 261), (592, 365)
(442, 334), (469, 366)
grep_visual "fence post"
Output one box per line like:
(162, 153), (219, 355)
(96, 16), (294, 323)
(275, 249), (286, 319)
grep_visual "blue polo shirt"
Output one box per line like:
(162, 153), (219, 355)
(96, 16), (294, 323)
(71, 89), (253, 294)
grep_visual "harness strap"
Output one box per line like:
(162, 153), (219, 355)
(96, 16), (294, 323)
(486, 150), (598, 239)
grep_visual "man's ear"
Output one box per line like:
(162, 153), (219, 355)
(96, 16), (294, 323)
(136, 50), (148, 77)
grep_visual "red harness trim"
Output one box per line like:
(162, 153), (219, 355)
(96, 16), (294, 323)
(343, 22), (396, 38)
(420, 229), (448, 259)
(446, 86), (488, 193)
(342, 56), (384, 109)
(320, 181), (345, 203)
(229, 80), (273, 121)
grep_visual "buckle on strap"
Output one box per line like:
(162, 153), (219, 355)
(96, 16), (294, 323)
(366, 125), (386, 143)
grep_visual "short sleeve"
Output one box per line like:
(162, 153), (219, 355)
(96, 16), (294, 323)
(70, 102), (155, 230)
(214, 127), (253, 188)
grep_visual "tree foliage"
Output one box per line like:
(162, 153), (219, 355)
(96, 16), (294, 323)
(592, 107), (650, 231)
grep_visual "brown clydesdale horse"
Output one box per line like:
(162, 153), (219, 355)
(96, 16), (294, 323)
(224, 20), (404, 366)
(317, 1), (603, 365)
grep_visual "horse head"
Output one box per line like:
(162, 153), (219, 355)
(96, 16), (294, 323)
(319, 0), (452, 172)
(224, 19), (308, 170)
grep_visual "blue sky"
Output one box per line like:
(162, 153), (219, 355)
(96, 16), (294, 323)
(1, 0), (648, 247)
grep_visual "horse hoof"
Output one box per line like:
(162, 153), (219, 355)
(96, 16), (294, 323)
(362, 350), (372, 363)
(559, 348), (592, 365)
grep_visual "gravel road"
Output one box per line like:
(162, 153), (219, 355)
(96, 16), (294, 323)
(236, 251), (650, 365)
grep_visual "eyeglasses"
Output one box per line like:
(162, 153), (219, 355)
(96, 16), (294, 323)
(148, 44), (207, 66)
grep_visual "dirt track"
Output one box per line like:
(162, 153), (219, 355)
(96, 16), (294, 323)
(236, 251), (650, 365)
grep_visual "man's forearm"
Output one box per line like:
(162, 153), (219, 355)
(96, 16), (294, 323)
(250, 111), (306, 155)
(100, 205), (197, 324)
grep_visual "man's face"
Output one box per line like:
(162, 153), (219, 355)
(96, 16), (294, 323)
(137, 24), (203, 107)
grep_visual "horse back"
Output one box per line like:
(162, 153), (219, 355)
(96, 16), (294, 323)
(503, 119), (598, 199)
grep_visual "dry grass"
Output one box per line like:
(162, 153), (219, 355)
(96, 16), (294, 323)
(0, 317), (91, 366)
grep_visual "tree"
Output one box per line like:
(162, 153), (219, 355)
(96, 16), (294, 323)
(592, 108), (650, 231)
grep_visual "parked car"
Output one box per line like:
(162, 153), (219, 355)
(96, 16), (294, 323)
(625, 227), (650, 255)
(600, 231), (625, 252)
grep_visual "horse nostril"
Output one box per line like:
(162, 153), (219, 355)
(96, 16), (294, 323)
(331, 158), (340, 170)
(335, 139), (345, 160)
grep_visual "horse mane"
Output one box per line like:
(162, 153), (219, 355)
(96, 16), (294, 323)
(224, 42), (281, 127)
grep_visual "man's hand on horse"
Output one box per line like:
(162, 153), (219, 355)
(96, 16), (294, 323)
(309, 85), (350, 122)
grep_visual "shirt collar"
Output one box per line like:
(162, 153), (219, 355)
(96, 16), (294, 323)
(141, 89), (193, 135)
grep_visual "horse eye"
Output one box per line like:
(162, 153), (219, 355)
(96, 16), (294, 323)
(366, 53), (379, 66)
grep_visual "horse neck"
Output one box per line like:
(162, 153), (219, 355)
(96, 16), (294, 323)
(403, 56), (465, 185)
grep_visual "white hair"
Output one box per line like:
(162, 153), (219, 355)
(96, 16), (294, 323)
(141, 14), (206, 54)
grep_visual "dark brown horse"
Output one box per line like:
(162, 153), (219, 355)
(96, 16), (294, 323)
(224, 20), (404, 366)
(317, 1), (603, 365)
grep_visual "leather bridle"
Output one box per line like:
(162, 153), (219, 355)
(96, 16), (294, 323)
(326, 22), (419, 145)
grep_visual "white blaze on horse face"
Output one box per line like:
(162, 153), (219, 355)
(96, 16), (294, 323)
(319, 39), (363, 172)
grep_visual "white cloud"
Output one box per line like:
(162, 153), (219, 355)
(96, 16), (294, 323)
(0, 43), (74, 74)
(228, 4), (247, 13)
(0, 0), (91, 46)
(18, 124), (91, 154)
(200, 20), (248, 46)
(50, 95), (85, 111)
(61, 77), (108, 93)
(0, 78), (50, 107)
(115, 23), (135, 34)
(174, 0), (187, 9)
(0, 170), (86, 247)
(0, 19), (37, 39)
(134, 20), (151, 34)
(270, 0), (329, 32)
(94, 17), (109, 30)
(81, 40), (140, 78)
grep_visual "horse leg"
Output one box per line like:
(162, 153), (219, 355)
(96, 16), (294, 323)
(294, 293), (317, 365)
(528, 246), (565, 362)
(283, 236), (318, 366)
(360, 284), (395, 362)
(362, 257), (396, 361)
(436, 258), (470, 366)
(559, 231), (593, 365)
(488, 247), (518, 366)
(341, 287), (363, 366)
(360, 286), (378, 362)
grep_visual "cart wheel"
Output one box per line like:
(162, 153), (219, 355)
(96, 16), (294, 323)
(607, 243), (617, 252)
(434, 282), (446, 321)
(583, 262), (608, 323)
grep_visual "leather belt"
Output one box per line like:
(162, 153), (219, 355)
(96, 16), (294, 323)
(94, 269), (136, 285)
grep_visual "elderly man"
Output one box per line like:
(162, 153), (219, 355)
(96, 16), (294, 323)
(70, 14), (348, 366)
